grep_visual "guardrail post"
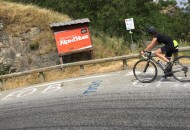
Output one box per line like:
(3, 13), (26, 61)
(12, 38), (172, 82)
(0, 79), (4, 91)
(39, 72), (45, 83)
(59, 56), (63, 64)
(80, 65), (85, 76)
(123, 59), (127, 70)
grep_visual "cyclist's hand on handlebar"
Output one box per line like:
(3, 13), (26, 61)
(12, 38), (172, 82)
(140, 50), (145, 55)
(140, 50), (149, 59)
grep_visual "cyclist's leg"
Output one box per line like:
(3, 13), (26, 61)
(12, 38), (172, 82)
(165, 51), (173, 76)
(154, 47), (170, 62)
(165, 51), (173, 62)
(163, 44), (176, 76)
(161, 43), (176, 62)
(154, 47), (173, 77)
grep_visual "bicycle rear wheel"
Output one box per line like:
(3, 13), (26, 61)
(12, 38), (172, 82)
(133, 60), (157, 83)
(172, 56), (190, 82)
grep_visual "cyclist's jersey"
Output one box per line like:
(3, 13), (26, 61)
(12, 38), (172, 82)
(154, 33), (173, 45)
(153, 33), (179, 57)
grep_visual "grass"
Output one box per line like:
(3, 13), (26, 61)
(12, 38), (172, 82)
(3, 60), (137, 90)
(0, 1), (71, 54)
(0, 1), (71, 33)
(92, 34), (134, 59)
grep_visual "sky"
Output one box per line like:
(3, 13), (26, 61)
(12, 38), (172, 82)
(176, 0), (188, 7)
(153, 0), (188, 7)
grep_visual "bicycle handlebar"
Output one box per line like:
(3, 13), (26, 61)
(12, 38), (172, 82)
(143, 50), (151, 54)
(141, 51), (152, 59)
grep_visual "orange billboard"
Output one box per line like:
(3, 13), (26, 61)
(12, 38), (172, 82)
(54, 27), (92, 55)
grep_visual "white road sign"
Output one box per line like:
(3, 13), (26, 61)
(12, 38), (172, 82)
(125, 18), (135, 30)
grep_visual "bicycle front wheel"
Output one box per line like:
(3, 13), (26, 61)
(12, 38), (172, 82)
(172, 56), (190, 82)
(133, 60), (157, 83)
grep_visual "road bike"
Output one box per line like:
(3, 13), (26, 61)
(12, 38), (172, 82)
(133, 50), (190, 83)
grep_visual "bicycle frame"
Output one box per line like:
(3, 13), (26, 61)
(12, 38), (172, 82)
(143, 52), (165, 72)
(134, 51), (190, 82)
(143, 51), (185, 75)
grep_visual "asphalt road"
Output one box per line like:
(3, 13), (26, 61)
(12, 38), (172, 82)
(0, 70), (190, 130)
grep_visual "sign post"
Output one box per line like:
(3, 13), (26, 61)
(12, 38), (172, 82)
(125, 18), (135, 45)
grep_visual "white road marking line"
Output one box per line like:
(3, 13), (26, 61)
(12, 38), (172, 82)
(17, 88), (37, 98)
(25, 73), (119, 88)
(0, 73), (120, 101)
(42, 84), (62, 94)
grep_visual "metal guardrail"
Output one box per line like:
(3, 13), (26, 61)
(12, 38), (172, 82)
(0, 46), (190, 90)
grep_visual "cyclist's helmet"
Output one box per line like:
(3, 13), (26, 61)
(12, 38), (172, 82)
(146, 26), (156, 35)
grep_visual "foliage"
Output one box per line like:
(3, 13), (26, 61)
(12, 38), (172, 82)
(29, 42), (39, 50)
(0, 65), (11, 75)
(4, 0), (190, 44)
(159, 0), (176, 6)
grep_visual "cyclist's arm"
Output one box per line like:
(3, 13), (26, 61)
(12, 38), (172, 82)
(143, 38), (158, 51)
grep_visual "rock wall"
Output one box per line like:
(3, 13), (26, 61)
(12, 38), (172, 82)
(0, 20), (60, 74)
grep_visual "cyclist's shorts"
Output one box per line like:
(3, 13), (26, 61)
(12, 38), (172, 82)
(161, 40), (178, 57)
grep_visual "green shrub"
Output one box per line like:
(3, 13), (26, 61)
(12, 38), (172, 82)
(30, 42), (39, 50)
(0, 65), (11, 75)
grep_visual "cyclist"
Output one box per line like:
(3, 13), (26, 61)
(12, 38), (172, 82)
(141, 26), (179, 71)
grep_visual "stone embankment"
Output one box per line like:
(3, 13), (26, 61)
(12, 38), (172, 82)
(0, 20), (59, 74)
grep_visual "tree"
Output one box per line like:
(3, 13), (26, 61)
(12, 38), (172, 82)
(5, 0), (190, 42)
